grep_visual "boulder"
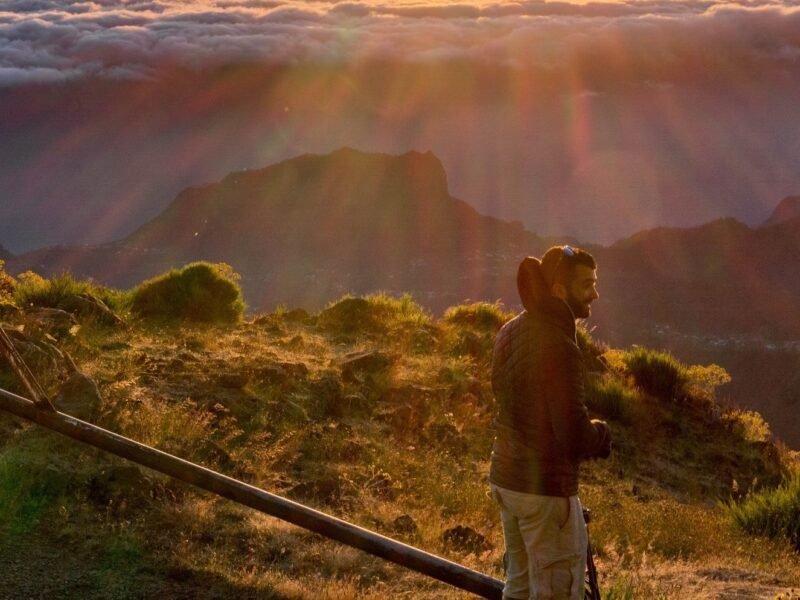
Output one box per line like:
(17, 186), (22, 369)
(54, 371), (102, 421)
(391, 514), (419, 535)
(340, 351), (393, 383)
(88, 465), (154, 510)
(441, 525), (491, 554)
(217, 372), (250, 389)
(0, 302), (21, 321)
(253, 364), (288, 386)
(58, 293), (125, 327)
(23, 307), (78, 337)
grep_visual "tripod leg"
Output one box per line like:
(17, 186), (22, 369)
(584, 539), (601, 600)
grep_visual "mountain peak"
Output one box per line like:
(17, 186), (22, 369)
(0, 244), (13, 261)
(762, 195), (800, 227)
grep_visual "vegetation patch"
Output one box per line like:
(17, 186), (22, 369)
(585, 373), (637, 424)
(622, 347), (688, 401)
(0, 260), (15, 301)
(725, 472), (800, 551)
(442, 302), (511, 333)
(317, 292), (431, 338)
(13, 271), (125, 315)
(130, 262), (244, 324)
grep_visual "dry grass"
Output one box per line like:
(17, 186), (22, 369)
(1, 290), (799, 598)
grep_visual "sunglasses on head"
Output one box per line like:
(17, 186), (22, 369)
(549, 245), (577, 286)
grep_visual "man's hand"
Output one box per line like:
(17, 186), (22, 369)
(590, 419), (612, 459)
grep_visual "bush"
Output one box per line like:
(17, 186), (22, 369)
(725, 409), (772, 443)
(622, 347), (687, 401)
(130, 262), (245, 323)
(0, 260), (15, 301)
(442, 302), (511, 333)
(317, 292), (430, 336)
(585, 373), (636, 423)
(725, 471), (800, 551)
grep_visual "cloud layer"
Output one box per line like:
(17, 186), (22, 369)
(2, 0), (800, 86)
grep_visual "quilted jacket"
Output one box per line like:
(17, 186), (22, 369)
(489, 257), (610, 496)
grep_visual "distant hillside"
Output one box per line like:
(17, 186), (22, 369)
(762, 195), (800, 227)
(0, 245), (12, 261)
(7, 149), (800, 342)
(592, 217), (800, 341)
(6, 162), (800, 445)
(8, 148), (543, 311)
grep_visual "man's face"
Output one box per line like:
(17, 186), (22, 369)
(565, 265), (599, 318)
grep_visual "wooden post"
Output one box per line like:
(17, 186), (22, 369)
(0, 327), (55, 412)
(0, 387), (504, 599)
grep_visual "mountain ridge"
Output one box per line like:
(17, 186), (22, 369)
(6, 148), (800, 341)
(762, 195), (800, 227)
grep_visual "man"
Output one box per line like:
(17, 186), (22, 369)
(489, 245), (611, 600)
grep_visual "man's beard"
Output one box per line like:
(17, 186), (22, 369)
(566, 290), (591, 319)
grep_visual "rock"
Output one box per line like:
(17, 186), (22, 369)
(365, 469), (396, 499)
(58, 293), (125, 327)
(279, 361), (309, 379)
(318, 297), (385, 335)
(340, 351), (393, 383)
(391, 514), (418, 535)
(23, 307), (78, 337)
(100, 340), (130, 351)
(54, 371), (102, 421)
(2, 328), (65, 384)
(88, 465), (153, 509)
(310, 373), (345, 417)
(217, 372), (250, 389)
(343, 393), (370, 414)
(441, 525), (491, 554)
(283, 308), (309, 323)
(0, 302), (21, 321)
(254, 364), (288, 386)
(424, 422), (467, 452)
(287, 477), (342, 504)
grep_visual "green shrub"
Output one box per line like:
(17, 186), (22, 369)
(442, 302), (512, 333)
(439, 302), (511, 361)
(725, 409), (772, 443)
(317, 292), (430, 336)
(725, 471), (800, 551)
(0, 260), (15, 301)
(585, 373), (636, 423)
(130, 262), (245, 323)
(623, 347), (687, 401)
(14, 272), (125, 313)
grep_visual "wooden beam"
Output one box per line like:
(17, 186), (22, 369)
(0, 328), (55, 412)
(0, 387), (503, 599)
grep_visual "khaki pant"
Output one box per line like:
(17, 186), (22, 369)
(490, 483), (587, 600)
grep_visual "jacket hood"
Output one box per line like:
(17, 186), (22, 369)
(517, 256), (576, 338)
(516, 256), (549, 313)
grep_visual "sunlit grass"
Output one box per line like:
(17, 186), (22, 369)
(1, 274), (799, 597)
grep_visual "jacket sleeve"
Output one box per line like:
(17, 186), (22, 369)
(543, 341), (611, 460)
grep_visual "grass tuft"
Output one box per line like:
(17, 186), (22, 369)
(725, 471), (800, 551)
(585, 373), (637, 424)
(13, 271), (126, 313)
(622, 347), (687, 401)
(317, 293), (431, 338)
(442, 302), (511, 333)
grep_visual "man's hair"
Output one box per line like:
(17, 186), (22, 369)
(540, 245), (596, 289)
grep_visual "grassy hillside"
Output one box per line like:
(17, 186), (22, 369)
(1, 265), (799, 599)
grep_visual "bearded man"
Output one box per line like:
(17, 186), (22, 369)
(489, 245), (611, 600)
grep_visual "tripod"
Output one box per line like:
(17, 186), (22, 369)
(583, 507), (601, 600)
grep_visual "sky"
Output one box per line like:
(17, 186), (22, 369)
(2, 0), (800, 251)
